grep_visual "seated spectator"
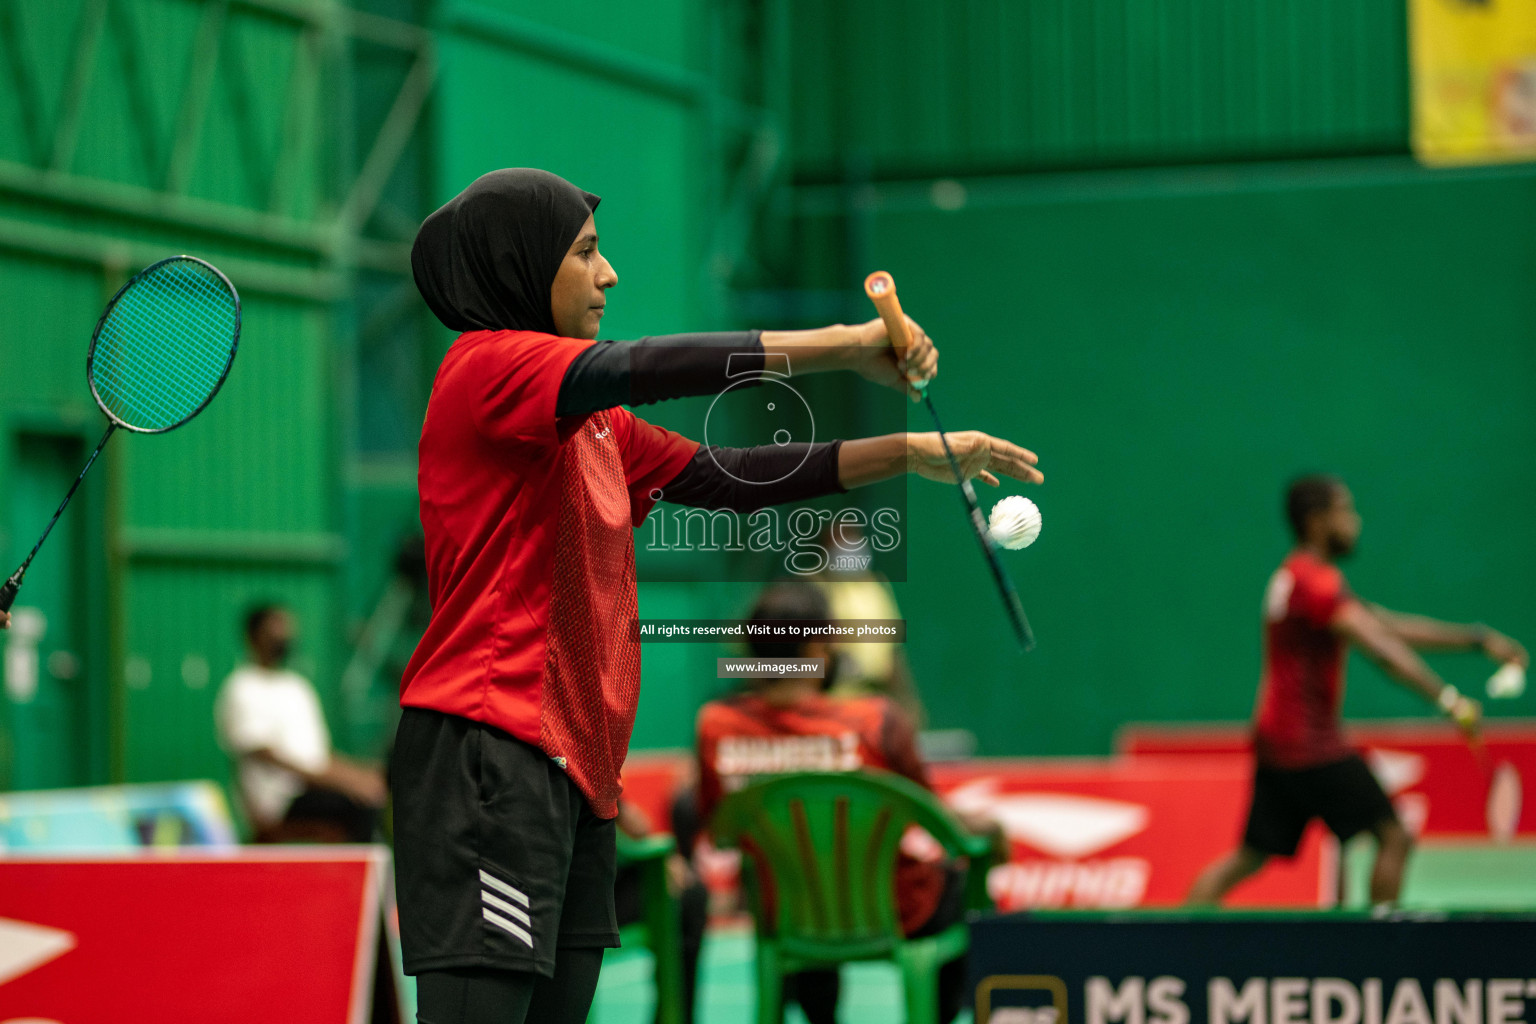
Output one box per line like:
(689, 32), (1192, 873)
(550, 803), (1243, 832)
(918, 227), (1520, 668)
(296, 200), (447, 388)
(695, 582), (996, 1024)
(810, 521), (927, 726)
(215, 603), (386, 843)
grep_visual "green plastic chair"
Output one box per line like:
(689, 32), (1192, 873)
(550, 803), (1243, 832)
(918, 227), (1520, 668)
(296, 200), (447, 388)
(711, 770), (996, 1024)
(594, 830), (687, 1024)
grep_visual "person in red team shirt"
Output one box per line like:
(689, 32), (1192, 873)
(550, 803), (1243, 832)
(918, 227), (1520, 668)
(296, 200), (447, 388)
(390, 169), (1043, 1024)
(696, 582), (998, 1024)
(1187, 475), (1528, 907)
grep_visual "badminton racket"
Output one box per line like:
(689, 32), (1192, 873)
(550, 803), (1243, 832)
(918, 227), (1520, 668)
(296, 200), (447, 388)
(864, 270), (1035, 650)
(0, 255), (240, 612)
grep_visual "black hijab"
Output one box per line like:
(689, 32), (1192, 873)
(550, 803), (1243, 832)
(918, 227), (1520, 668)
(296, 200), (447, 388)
(411, 168), (600, 334)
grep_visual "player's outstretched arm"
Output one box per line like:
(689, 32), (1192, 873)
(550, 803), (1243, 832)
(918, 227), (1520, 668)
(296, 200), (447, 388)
(656, 431), (1041, 515)
(838, 432), (1043, 490)
(1333, 602), (1481, 732)
(1366, 604), (1528, 667)
(555, 317), (935, 420)
(761, 317), (938, 400)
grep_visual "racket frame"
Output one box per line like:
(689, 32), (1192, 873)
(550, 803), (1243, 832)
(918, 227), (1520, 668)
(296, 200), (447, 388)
(86, 254), (242, 434)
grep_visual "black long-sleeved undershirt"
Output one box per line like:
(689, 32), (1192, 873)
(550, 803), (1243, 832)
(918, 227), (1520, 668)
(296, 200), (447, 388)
(555, 332), (847, 509)
(556, 331), (765, 416)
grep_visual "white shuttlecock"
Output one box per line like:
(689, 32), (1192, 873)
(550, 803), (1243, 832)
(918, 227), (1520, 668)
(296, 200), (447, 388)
(1488, 662), (1527, 700)
(988, 495), (1042, 550)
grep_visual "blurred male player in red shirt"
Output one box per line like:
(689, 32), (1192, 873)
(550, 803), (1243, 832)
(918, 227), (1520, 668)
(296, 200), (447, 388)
(696, 582), (995, 1024)
(1188, 475), (1527, 907)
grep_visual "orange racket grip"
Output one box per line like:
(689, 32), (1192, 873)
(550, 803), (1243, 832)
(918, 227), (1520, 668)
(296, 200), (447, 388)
(864, 271), (911, 352)
(864, 271), (926, 392)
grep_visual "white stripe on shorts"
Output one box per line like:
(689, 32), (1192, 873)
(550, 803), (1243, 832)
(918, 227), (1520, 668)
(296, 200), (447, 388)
(478, 869), (530, 906)
(481, 890), (531, 926)
(483, 907), (534, 949)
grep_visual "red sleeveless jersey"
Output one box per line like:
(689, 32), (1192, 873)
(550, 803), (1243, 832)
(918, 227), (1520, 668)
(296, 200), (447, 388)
(1253, 550), (1357, 768)
(401, 330), (697, 817)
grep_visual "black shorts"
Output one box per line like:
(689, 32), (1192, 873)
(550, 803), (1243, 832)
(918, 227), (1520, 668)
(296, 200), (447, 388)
(1242, 754), (1399, 857)
(391, 707), (620, 978)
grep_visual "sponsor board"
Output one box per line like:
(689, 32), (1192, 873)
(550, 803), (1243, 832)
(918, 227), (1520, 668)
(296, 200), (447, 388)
(971, 913), (1536, 1024)
(932, 759), (1328, 910)
(0, 847), (392, 1023)
(1117, 721), (1536, 837)
(624, 753), (1331, 908)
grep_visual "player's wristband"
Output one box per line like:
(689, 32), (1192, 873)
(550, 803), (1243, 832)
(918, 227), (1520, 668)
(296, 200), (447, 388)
(1437, 685), (1462, 715)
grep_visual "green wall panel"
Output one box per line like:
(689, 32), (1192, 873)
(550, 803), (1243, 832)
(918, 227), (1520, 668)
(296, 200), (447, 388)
(120, 563), (338, 784)
(435, 33), (704, 337)
(455, 0), (700, 70)
(0, 0), (346, 790)
(856, 160), (1536, 756)
(0, 253), (108, 418)
(789, 0), (1409, 179)
(2, 0), (326, 216)
(122, 296), (333, 533)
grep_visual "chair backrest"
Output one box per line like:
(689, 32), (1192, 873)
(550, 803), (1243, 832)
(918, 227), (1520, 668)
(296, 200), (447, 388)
(616, 830), (675, 865)
(711, 770), (975, 961)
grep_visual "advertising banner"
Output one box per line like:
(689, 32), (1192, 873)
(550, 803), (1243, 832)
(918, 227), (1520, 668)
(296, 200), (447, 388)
(0, 847), (389, 1024)
(970, 912), (1536, 1024)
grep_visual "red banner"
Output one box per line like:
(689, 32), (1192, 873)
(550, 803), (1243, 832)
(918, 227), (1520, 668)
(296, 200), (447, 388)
(624, 751), (1331, 910)
(0, 847), (387, 1023)
(931, 757), (1329, 910)
(1117, 719), (1536, 837)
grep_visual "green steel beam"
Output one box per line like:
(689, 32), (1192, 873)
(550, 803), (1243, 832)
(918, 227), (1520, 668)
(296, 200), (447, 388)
(49, 0), (110, 173)
(165, 0), (229, 195)
(227, 0), (432, 52)
(342, 6), (432, 51)
(117, 528), (348, 567)
(340, 42), (437, 235)
(438, 1), (709, 107)
(0, 161), (411, 272)
(267, 24), (321, 214)
(0, 159), (332, 251)
(0, 215), (343, 300)
(788, 155), (1536, 217)
(0, 2), (46, 165)
(105, 0), (167, 186)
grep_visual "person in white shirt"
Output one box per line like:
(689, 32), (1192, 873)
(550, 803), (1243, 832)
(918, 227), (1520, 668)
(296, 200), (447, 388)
(215, 604), (386, 842)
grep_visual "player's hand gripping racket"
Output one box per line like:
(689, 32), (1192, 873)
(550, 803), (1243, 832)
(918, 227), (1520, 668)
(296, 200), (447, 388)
(0, 256), (240, 613)
(864, 270), (1036, 651)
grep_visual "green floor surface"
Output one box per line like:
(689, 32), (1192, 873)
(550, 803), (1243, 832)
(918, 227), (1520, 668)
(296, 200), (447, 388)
(589, 923), (975, 1024)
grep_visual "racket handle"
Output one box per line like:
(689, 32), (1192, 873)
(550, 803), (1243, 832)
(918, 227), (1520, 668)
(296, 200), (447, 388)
(1467, 729), (1493, 774)
(863, 271), (927, 392)
(0, 575), (18, 614)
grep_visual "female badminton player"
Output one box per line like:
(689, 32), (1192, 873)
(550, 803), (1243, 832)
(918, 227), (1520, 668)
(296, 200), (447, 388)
(391, 168), (1044, 1024)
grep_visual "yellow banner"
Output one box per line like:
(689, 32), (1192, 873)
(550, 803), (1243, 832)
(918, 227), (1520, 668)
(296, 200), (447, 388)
(1410, 0), (1536, 165)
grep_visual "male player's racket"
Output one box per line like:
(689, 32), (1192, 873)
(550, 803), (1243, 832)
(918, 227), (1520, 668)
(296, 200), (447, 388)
(1466, 729), (1522, 843)
(864, 270), (1035, 651)
(0, 255), (240, 613)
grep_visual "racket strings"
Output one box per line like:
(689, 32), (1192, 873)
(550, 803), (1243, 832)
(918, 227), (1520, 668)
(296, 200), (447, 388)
(96, 299), (228, 424)
(91, 260), (238, 431)
(97, 268), (233, 416)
